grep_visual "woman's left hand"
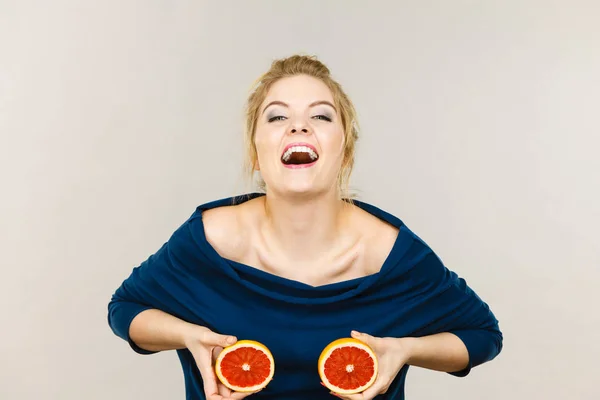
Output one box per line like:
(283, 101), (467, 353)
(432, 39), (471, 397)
(328, 330), (412, 400)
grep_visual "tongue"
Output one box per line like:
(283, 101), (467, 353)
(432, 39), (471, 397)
(283, 152), (314, 165)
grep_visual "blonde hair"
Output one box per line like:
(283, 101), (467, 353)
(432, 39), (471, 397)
(243, 54), (359, 199)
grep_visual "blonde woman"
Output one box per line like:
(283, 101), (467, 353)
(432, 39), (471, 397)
(108, 55), (502, 400)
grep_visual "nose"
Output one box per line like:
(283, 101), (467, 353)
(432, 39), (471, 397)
(288, 115), (311, 134)
(290, 120), (310, 134)
(290, 127), (309, 134)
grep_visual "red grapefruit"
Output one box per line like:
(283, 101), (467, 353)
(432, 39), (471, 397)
(215, 340), (275, 392)
(318, 338), (378, 395)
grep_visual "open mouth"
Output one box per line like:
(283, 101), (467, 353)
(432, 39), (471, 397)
(281, 145), (319, 166)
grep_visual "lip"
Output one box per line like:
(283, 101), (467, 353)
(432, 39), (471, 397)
(280, 142), (319, 169)
(283, 160), (318, 169)
(281, 142), (319, 155)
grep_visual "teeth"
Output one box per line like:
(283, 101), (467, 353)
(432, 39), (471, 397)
(282, 146), (318, 162)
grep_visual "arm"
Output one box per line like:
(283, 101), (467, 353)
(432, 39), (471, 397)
(128, 308), (196, 352)
(402, 332), (469, 373)
(107, 240), (179, 354)
(107, 213), (206, 354)
(346, 329), (481, 399)
(407, 248), (503, 377)
(343, 244), (503, 399)
(107, 213), (258, 400)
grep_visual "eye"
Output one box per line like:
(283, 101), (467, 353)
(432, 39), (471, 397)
(268, 115), (287, 123)
(313, 115), (332, 122)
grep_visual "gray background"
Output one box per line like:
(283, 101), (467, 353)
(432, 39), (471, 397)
(1, 1), (598, 399)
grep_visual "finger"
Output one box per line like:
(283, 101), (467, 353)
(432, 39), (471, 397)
(342, 392), (367, 400)
(330, 392), (357, 400)
(323, 385), (363, 400)
(212, 346), (224, 363)
(189, 348), (224, 400)
(329, 392), (350, 399)
(230, 390), (262, 399)
(217, 382), (232, 399)
(201, 328), (237, 348)
(213, 390), (260, 400)
(337, 392), (361, 400)
(202, 364), (225, 399)
(213, 347), (230, 398)
(345, 379), (388, 400)
(351, 330), (377, 346)
(216, 378), (261, 399)
(321, 382), (359, 400)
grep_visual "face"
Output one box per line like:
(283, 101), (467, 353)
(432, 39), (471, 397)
(254, 75), (345, 197)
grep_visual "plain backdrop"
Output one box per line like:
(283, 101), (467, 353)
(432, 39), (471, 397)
(1, 1), (599, 399)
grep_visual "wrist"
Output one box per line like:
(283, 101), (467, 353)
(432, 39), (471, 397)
(396, 336), (421, 365)
(180, 321), (202, 348)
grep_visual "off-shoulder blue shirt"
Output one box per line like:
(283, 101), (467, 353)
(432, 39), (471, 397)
(108, 193), (502, 399)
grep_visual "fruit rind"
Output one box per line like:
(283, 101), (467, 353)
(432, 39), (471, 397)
(318, 338), (379, 395)
(215, 339), (275, 392)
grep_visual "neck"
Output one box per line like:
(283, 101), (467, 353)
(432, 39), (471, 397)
(260, 190), (350, 262)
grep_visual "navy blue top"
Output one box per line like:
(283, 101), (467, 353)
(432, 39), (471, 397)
(107, 193), (502, 399)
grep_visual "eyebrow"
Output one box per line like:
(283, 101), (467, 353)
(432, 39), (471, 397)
(261, 100), (337, 115)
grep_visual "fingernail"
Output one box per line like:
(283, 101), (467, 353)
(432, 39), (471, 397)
(227, 337), (236, 344)
(351, 330), (360, 335)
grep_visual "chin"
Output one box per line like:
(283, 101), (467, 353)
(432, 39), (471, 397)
(269, 180), (333, 198)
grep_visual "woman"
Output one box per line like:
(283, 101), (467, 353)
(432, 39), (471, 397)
(107, 55), (502, 400)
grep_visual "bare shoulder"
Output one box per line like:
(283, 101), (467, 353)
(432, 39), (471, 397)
(350, 203), (400, 272)
(201, 199), (256, 261)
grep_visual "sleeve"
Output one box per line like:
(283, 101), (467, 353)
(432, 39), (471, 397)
(406, 238), (503, 377)
(107, 213), (199, 355)
(443, 275), (503, 377)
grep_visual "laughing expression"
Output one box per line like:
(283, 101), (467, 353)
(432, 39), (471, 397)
(254, 74), (345, 195)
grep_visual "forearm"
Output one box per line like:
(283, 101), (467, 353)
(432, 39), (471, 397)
(129, 308), (197, 352)
(403, 332), (470, 373)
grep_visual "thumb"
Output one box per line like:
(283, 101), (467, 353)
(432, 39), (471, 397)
(351, 330), (377, 346)
(201, 328), (237, 348)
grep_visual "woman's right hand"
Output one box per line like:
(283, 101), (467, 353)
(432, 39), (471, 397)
(184, 326), (259, 400)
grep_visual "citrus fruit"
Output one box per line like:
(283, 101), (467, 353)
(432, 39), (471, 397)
(215, 340), (275, 392)
(318, 337), (378, 395)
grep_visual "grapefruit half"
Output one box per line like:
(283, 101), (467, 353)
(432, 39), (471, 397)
(214, 340), (275, 392)
(318, 338), (378, 395)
